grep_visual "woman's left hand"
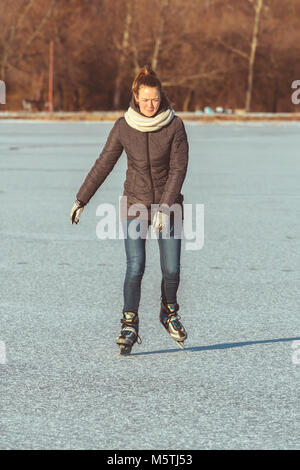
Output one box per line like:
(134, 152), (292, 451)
(152, 211), (168, 232)
(70, 200), (84, 224)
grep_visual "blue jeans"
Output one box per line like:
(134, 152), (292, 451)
(122, 218), (182, 314)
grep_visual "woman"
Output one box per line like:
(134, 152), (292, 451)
(70, 65), (189, 355)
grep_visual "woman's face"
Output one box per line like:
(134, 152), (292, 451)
(135, 86), (161, 117)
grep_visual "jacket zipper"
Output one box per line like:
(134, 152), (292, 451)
(147, 133), (155, 203)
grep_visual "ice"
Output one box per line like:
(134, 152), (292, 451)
(0, 120), (299, 450)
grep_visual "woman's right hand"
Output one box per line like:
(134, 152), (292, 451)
(152, 210), (168, 232)
(70, 200), (84, 224)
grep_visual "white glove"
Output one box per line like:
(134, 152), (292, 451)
(152, 211), (168, 232)
(70, 200), (84, 224)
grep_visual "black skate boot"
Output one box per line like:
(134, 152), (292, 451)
(115, 311), (141, 355)
(160, 299), (187, 349)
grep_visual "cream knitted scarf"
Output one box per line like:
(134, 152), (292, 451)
(124, 106), (175, 132)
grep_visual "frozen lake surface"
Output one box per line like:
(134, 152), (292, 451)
(0, 120), (299, 449)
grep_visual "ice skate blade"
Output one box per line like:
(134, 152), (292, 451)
(119, 345), (132, 356)
(177, 341), (185, 349)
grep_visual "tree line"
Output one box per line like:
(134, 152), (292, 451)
(1, 0), (300, 112)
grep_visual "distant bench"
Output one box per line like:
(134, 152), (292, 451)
(22, 99), (49, 112)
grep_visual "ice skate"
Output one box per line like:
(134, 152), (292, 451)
(160, 300), (187, 349)
(115, 311), (141, 355)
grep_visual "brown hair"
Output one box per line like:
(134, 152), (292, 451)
(132, 64), (170, 106)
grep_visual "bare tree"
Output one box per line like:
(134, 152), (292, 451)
(151, 0), (170, 70)
(0, 0), (34, 79)
(245, 0), (264, 112)
(1, 0), (300, 112)
(0, 0), (57, 80)
(112, 0), (133, 110)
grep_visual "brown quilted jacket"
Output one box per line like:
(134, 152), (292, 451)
(76, 95), (189, 221)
